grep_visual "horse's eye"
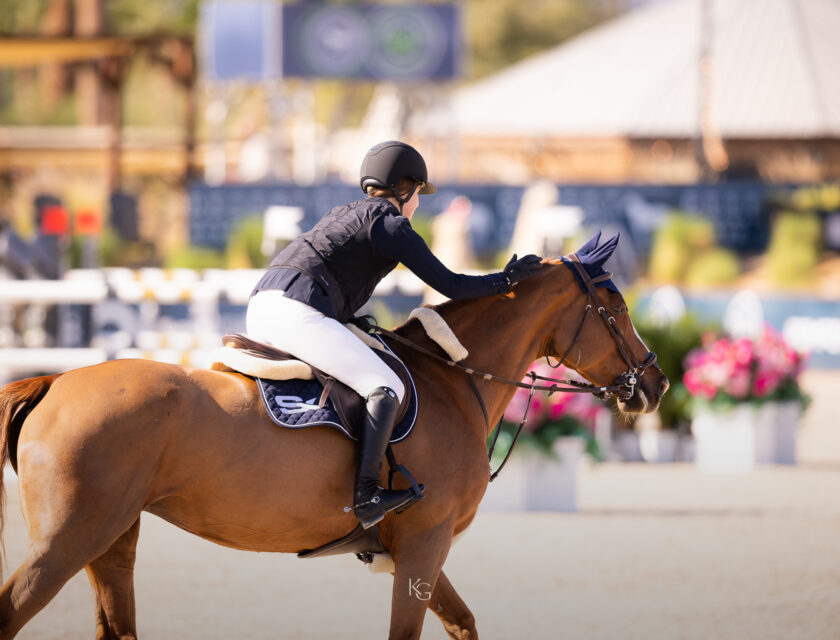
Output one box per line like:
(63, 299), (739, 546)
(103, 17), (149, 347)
(612, 305), (626, 315)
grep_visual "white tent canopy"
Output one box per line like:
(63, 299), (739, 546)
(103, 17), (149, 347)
(409, 0), (840, 139)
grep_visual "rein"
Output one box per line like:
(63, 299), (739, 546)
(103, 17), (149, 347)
(364, 253), (658, 481)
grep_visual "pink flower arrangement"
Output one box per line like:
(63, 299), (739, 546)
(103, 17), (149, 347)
(683, 325), (807, 406)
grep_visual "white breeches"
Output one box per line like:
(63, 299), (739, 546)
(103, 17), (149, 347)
(246, 289), (405, 402)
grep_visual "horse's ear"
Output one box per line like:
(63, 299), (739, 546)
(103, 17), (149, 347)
(576, 231), (602, 257)
(603, 232), (620, 254)
(586, 232), (620, 270)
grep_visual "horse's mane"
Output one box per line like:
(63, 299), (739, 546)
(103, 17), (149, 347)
(393, 258), (566, 339)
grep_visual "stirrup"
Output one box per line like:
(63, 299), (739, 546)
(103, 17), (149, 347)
(342, 485), (424, 514)
(394, 483), (425, 514)
(343, 485), (425, 528)
(343, 446), (425, 523)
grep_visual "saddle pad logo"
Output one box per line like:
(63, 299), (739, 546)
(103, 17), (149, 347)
(256, 334), (417, 443)
(275, 395), (320, 414)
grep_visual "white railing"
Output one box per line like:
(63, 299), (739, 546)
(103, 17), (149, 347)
(0, 267), (432, 382)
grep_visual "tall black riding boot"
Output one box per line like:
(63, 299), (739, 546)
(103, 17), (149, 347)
(352, 386), (423, 529)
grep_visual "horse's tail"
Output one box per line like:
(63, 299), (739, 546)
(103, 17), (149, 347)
(0, 374), (61, 580)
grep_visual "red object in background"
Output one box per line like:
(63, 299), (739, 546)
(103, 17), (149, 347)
(75, 209), (102, 235)
(40, 205), (70, 235)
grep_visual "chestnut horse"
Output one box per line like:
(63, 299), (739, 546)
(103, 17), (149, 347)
(0, 238), (667, 639)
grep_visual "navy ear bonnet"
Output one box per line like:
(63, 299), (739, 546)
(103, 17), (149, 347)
(561, 231), (621, 294)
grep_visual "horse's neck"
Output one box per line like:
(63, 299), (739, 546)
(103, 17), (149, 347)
(441, 296), (540, 377)
(426, 283), (568, 432)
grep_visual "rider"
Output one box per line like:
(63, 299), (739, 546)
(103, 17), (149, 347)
(246, 140), (542, 529)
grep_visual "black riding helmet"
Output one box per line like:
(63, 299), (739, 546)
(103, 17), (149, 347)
(359, 141), (437, 209)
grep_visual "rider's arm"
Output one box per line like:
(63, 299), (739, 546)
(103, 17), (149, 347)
(370, 214), (509, 300)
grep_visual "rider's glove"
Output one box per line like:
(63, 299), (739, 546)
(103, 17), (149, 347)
(502, 253), (543, 288)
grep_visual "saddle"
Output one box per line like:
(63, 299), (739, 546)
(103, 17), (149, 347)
(217, 333), (413, 436)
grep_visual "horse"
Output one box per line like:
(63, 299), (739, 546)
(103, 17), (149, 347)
(0, 232), (668, 639)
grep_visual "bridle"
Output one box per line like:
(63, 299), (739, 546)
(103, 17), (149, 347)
(552, 253), (659, 403)
(363, 252), (659, 480)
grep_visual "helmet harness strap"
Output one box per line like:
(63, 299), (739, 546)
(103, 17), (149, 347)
(392, 181), (421, 214)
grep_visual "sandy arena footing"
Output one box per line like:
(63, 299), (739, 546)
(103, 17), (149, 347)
(3, 461), (839, 639)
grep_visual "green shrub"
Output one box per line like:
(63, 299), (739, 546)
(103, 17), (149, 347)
(368, 300), (406, 330)
(791, 183), (840, 212)
(410, 211), (435, 247)
(634, 313), (717, 430)
(684, 248), (740, 288)
(648, 213), (716, 283)
(766, 211), (821, 288)
(100, 227), (127, 267)
(164, 245), (225, 269)
(225, 216), (265, 269)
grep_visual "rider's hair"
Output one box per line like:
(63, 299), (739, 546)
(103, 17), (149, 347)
(365, 177), (417, 200)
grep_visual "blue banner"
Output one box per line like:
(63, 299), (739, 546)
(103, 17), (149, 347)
(189, 181), (788, 256)
(200, 1), (282, 81)
(281, 3), (461, 80)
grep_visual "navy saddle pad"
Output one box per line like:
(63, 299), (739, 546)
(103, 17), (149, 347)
(256, 336), (418, 443)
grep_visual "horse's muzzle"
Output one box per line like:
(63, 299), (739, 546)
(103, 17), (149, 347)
(617, 363), (669, 414)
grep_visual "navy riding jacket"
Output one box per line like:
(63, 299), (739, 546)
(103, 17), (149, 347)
(252, 197), (508, 322)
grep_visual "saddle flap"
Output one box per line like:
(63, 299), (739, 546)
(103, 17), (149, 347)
(223, 333), (413, 437)
(309, 347), (413, 433)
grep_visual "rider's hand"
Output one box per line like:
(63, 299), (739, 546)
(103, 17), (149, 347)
(503, 254), (543, 288)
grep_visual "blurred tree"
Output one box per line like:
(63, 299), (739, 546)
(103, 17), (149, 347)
(2, 0), (612, 129)
(74, 0), (106, 126)
(0, 0), (199, 36)
(107, 0), (198, 35)
(40, 0), (72, 108)
(0, 0), (49, 34)
(4, 0), (608, 76)
(463, 0), (615, 79)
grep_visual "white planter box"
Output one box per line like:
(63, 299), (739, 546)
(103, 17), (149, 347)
(638, 429), (680, 463)
(616, 430), (643, 462)
(692, 401), (802, 472)
(481, 437), (585, 512)
(480, 455), (528, 512)
(693, 404), (775, 473)
(772, 401), (801, 465)
(524, 437), (585, 511)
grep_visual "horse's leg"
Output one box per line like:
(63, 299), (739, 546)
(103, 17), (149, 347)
(84, 518), (141, 640)
(427, 570), (477, 640)
(0, 507), (134, 640)
(0, 542), (85, 639)
(0, 510), (143, 639)
(1, 448), (149, 640)
(387, 521), (454, 640)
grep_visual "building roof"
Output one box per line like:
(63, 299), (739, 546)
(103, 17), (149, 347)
(410, 0), (840, 139)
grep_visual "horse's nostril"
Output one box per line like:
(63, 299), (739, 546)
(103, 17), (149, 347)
(659, 377), (670, 397)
